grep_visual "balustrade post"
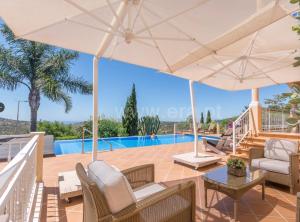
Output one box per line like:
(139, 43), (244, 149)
(281, 110), (284, 131)
(30, 132), (45, 182)
(268, 109), (271, 131)
(82, 127), (85, 154)
(233, 124), (236, 155)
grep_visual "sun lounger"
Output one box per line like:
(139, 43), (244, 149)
(58, 170), (82, 202)
(202, 137), (232, 156)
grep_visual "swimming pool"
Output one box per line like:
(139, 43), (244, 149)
(54, 134), (219, 155)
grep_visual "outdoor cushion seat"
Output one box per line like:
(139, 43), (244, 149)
(0, 215), (8, 222)
(251, 158), (290, 175)
(133, 182), (166, 201)
(138, 194), (191, 221)
(76, 162), (196, 222)
(88, 160), (137, 213)
(264, 139), (298, 161)
(249, 139), (299, 193)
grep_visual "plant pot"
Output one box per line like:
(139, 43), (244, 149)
(227, 167), (246, 177)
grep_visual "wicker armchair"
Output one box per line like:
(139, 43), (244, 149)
(249, 141), (299, 194)
(76, 163), (196, 222)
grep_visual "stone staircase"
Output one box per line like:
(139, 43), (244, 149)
(231, 132), (300, 160)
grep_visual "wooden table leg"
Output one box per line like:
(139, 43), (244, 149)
(262, 182), (265, 200)
(234, 200), (238, 222)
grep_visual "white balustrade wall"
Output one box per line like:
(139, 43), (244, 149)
(0, 135), (40, 222)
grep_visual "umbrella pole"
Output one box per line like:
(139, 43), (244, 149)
(91, 1), (128, 162)
(92, 56), (99, 162)
(189, 80), (199, 157)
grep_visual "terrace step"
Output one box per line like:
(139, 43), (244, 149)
(230, 153), (249, 161)
(239, 141), (265, 149)
(243, 137), (266, 143)
(258, 132), (300, 140)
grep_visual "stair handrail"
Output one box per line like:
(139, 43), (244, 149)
(233, 107), (251, 154)
(82, 127), (113, 153)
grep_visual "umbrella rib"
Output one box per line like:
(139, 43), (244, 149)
(239, 0), (279, 79)
(135, 0), (209, 35)
(106, 0), (125, 32)
(247, 60), (279, 84)
(197, 57), (243, 82)
(133, 39), (157, 48)
(134, 36), (192, 42)
(15, 19), (66, 40)
(142, 5), (236, 76)
(252, 50), (297, 73)
(131, 0), (145, 31)
(144, 4), (242, 76)
(107, 36), (123, 59)
(64, 0), (114, 29)
(212, 55), (241, 79)
(239, 32), (259, 78)
(142, 6), (198, 43)
(16, 2), (123, 40)
(67, 19), (122, 36)
(127, 0), (131, 30)
(140, 13), (172, 73)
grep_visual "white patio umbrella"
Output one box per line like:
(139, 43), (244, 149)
(0, 0), (299, 160)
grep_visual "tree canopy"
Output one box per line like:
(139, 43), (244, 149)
(122, 84), (139, 135)
(0, 24), (92, 131)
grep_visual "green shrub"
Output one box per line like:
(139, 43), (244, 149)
(38, 121), (78, 139)
(139, 115), (160, 136)
(83, 119), (127, 138)
(56, 135), (79, 140)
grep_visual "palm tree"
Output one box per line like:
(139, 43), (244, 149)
(0, 25), (92, 131)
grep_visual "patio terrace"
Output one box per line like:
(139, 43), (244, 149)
(40, 142), (298, 222)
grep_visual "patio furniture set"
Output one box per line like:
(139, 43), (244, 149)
(58, 138), (299, 222)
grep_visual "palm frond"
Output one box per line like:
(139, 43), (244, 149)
(41, 77), (72, 112)
(59, 76), (92, 94)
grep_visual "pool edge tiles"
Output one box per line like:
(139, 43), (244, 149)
(54, 134), (220, 155)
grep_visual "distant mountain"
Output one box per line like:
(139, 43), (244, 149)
(0, 117), (30, 135)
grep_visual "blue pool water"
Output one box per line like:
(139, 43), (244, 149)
(54, 134), (219, 155)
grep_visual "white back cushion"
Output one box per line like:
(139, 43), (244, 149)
(264, 139), (298, 162)
(87, 161), (136, 213)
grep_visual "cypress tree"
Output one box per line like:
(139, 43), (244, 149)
(206, 110), (212, 124)
(200, 112), (204, 124)
(122, 84), (139, 135)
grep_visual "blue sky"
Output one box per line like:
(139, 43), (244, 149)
(0, 24), (289, 122)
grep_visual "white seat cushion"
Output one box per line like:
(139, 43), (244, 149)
(264, 139), (298, 162)
(133, 183), (166, 201)
(87, 161), (136, 213)
(251, 158), (290, 175)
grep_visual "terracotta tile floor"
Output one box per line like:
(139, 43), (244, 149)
(41, 142), (298, 222)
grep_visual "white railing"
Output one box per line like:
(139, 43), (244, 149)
(262, 108), (290, 132)
(0, 135), (40, 222)
(233, 107), (250, 154)
(0, 140), (30, 161)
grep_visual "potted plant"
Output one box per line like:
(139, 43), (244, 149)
(227, 158), (246, 177)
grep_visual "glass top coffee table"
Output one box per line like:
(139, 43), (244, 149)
(202, 166), (266, 221)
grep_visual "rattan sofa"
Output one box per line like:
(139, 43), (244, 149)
(76, 162), (196, 222)
(249, 139), (299, 193)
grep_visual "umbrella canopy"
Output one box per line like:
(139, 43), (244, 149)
(0, 0), (299, 90)
(1, 0), (299, 160)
